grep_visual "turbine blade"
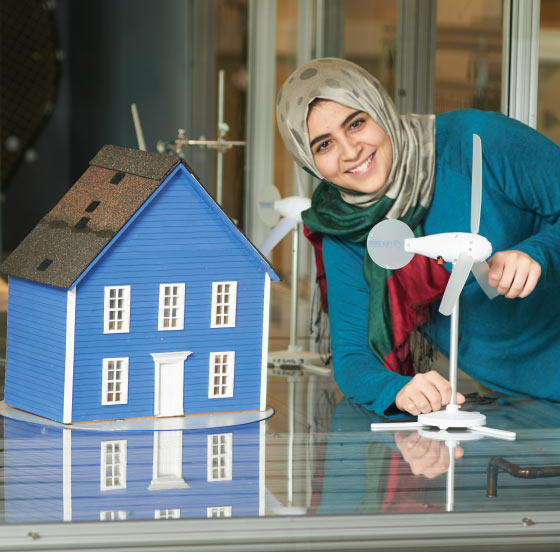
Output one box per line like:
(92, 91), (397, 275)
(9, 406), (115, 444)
(471, 134), (482, 234)
(472, 261), (499, 299)
(258, 217), (298, 256)
(439, 253), (475, 316)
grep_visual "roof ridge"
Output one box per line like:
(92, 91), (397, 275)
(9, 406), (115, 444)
(90, 145), (181, 181)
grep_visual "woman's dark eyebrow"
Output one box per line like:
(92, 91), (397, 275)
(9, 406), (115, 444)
(341, 110), (364, 128)
(309, 110), (364, 149)
(310, 133), (330, 149)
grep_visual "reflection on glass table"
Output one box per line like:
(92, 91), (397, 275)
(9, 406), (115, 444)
(2, 419), (264, 523)
(1, 367), (559, 550)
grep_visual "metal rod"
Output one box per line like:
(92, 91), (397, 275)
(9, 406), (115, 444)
(216, 70), (225, 205)
(288, 377), (295, 506)
(446, 444), (455, 512)
(449, 301), (459, 405)
(288, 225), (300, 352)
(131, 103), (147, 151)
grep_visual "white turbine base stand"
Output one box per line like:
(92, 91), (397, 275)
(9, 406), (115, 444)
(371, 405), (516, 440)
(417, 405), (486, 429)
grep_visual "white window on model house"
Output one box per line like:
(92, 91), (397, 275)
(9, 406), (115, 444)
(211, 281), (237, 328)
(154, 509), (181, 520)
(100, 440), (127, 491)
(207, 433), (233, 482)
(208, 352), (235, 398)
(158, 283), (185, 331)
(100, 510), (127, 521)
(104, 286), (131, 333)
(207, 506), (232, 518)
(102, 358), (129, 405)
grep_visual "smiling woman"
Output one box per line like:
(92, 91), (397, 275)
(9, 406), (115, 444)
(307, 100), (393, 194)
(275, 57), (560, 419)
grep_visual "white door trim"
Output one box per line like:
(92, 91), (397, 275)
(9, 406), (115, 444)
(151, 351), (192, 417)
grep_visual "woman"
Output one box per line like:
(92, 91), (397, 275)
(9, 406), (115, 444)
(276, 57), (560, 417)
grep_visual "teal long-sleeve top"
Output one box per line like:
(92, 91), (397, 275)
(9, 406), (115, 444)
(323, 109), (560, 416)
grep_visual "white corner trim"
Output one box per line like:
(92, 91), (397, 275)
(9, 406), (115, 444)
(63, 429), (72, 521)
(260, 274), (271, 411)
(259, 420), (266, 516)
(64, 288), (77, 424)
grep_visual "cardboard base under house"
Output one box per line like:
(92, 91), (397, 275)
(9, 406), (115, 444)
(0, 401), (274, 432)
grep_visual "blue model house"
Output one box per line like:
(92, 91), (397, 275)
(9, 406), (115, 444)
(2, 145), (279, 423)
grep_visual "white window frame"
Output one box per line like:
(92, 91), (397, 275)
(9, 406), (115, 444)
(100, 510), (127, 521)
(207, 433), (233, 482)
(158, 283), (185, 331)
(210, 281), (237, 328)
(207, 506), (232, 518)
(154, 509), (181, 520)
(101, 358), (129, 405)
(104, 286), (131, 334)
(100, 440), (127, 491)
(208, 352), (235, 399)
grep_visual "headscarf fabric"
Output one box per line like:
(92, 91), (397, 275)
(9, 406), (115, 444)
(276, 58), (449, 376)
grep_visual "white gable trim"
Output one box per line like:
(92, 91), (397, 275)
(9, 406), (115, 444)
(64, 287), (76, 424)
(260, 274), (271, 411)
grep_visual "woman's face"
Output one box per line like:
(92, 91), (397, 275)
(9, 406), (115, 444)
(306, 100), (393, 193)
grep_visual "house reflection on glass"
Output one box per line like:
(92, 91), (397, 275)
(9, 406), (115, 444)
(2, 417), (265, 522)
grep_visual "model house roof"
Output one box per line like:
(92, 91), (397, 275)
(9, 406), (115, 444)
(2, 145), (277, 289)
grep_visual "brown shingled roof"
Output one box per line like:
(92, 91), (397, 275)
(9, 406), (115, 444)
(1, 145), (182, 288)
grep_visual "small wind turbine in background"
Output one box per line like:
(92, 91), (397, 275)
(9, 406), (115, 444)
(369, 134), (513, 439)
(258, 164), (327, 368)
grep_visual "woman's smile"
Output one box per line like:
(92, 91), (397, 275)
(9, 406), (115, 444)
(347, 152), (374, 175)
(307, 100), (393, 193)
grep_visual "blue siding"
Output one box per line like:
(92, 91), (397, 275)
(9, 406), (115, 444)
(4, 277), (67, 422)
(72, 166), (267, 422)
(3, 418), (261, 522)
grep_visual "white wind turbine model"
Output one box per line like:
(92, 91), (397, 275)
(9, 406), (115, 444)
(369, 135), (515, 440)
(258, 165), (327, 367)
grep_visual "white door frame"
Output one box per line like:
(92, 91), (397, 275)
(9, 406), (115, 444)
(151, 351), (192, 417)
(501, 0), (541, 128)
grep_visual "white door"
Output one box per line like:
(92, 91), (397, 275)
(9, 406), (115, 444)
(159, 361), (183, 417)
(151, 351), (191, 417)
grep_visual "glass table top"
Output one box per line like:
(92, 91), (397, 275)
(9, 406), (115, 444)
(1, 365), (559, 551)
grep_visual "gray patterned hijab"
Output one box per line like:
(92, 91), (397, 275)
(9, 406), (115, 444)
(276, 57), (436, 219)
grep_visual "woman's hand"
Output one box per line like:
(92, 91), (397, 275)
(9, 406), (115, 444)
(487, 250), (541, 298)
(395, 371), (465, 416)
(394, 432), (464, 479)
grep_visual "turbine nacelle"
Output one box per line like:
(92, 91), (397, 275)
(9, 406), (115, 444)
(405, 232), (492, 264)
